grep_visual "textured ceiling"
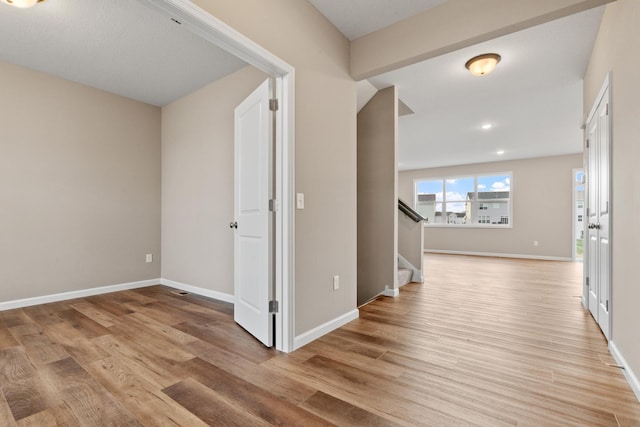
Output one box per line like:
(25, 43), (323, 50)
(366, 7), (604, 170)
(0, 0), (247, 106)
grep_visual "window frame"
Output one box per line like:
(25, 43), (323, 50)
(414, 172), (513, 229)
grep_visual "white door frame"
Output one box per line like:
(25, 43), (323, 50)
(583, 72), (612, 340)
(143, 0), (295, 352)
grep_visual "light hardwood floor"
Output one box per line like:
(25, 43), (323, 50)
(1, 254), (639, 426)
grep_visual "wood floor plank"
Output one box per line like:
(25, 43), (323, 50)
(163, 378), (272, 427)
(56, 309), (112, 339)
(42, 357), (141, 427)
(107, 316), (195, 364)
(301, 391), (403, 427)
(0, 321), (19, 351)
(0, 380), (19, 427)
(0, 347), (61, 421)
(0, 309), (34, 329)
(9, 323), (69, 366)
(16, 405), (80, 427)
(186, 339), (318, 405)
(84, 294), (135, 318)
(179, 356), (332, 426)
(91, 333), (186, 389)
(85, 356), (208, 426)
(263, 354), (464, 426)
(41, 321), (109, 365)
(174, 320), (274, 364)
(69, 301), (120, 328)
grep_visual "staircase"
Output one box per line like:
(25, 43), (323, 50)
(397, 267), (413, 287)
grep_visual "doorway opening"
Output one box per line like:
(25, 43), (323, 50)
(573, 168), (585, 261)
(149, 0), (296, 352)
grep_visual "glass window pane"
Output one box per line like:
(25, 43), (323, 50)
(417, 174), (511, 227)
(444, 201), (469, 224)
(417, 180), (443, 224)
(416, 180), (443, 201)
(445, 177), (473, 201)
(477, 174), (511, 198)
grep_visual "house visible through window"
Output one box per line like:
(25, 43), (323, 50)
(415, 173), (512, 227)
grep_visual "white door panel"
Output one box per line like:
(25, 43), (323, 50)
(234, 79), (273, 347)
(585, 83), (611, 340)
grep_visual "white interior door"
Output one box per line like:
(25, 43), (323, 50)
(233, 79), (274, 347)
(585, 83), (611, 340)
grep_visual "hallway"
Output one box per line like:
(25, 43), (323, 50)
(290, 253), (640, 425)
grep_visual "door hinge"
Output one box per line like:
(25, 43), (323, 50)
(269, 300), (279, 313)
(269, 99), (279, 111)
(269, 199), (279, 212)
(606, 103), (609, 115)
(606, 300), (609, 311)
(586, 207), (590, 216)
(586, 139), (590, 149)
(586, 277), (589, 287)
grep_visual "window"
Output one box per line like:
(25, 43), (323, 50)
(415, 173), (511, 227)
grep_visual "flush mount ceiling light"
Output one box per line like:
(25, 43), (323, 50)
(1, 0), (45, 8)
(481, 123), (492, 130)
(465, 53), (501, 76)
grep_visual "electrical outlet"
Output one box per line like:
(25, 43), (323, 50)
(146, 254), (153, 263)
(333, 275), (339, 291)
(533, 241), (539, 247)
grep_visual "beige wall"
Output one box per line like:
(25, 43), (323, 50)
(351, 0), (615, 80)
(357, 87), (398, 305)
(161, 66), (267, 294)
(192, 0), (357, 334)
(399, 154), (583, 259)
(583, 0), (640, 382)
(0, 62), (161, 302)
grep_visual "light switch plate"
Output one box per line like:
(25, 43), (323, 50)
(296, 193), (305, 209)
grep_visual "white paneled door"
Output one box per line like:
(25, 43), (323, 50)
(233, 79), (274, 347)
(585, 79), (611, 340)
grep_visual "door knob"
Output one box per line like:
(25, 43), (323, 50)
(229, 221), (238, 229)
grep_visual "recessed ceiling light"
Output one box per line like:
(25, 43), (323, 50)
(497, 150), (505, 155)
(481, 123), (492, 130)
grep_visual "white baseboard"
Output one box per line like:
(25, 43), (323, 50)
(610, 341), (640, 402)
(0, 279), (160, 311)
(293, 308), (359, 350)
(160, 278), (234, 304)
(424, 249), (572, 262)
(383, 286), (400, 297)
